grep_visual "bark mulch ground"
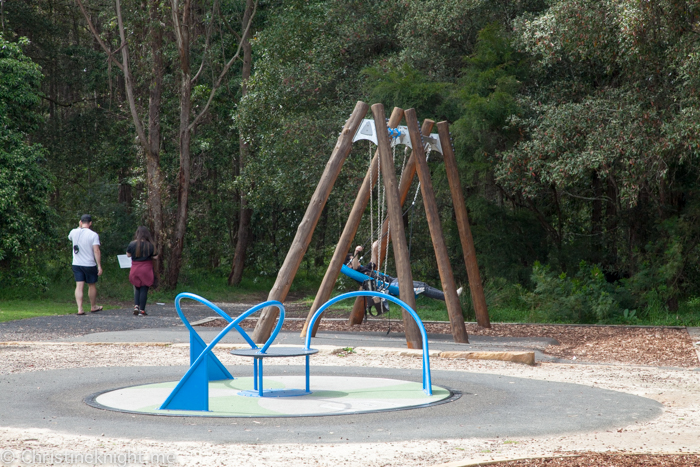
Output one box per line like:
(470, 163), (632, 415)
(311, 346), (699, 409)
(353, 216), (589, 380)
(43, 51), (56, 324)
(480, 453), (700, 466)
(202, 315), (699, 368)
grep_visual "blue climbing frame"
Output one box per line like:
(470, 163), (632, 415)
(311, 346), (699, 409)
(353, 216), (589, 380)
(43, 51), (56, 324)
(159, 293), (285, 411)
(161, 290), (433, 411)
(305, 290), (432, 395)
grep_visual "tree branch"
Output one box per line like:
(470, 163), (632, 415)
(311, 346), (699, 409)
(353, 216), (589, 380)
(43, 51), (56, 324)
(188, 0), (258, 132)
(115, 0), (147, 144)
(171, 0), (182, 50)
(562, 190), (614, 203)
(40, 94), (109, 107)
(74, 0), (124, 72)
(217, 1), (241, 41)
(191, 0), (218, 85)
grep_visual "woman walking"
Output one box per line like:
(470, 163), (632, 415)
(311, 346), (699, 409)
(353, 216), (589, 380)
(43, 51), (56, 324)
(126, 226), (158, 316)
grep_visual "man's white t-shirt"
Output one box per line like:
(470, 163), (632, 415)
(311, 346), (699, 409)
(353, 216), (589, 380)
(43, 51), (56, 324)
(68, 228), (100, 267)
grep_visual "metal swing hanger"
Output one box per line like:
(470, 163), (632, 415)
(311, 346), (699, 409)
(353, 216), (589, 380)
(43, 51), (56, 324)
(352, 118), (444, 154)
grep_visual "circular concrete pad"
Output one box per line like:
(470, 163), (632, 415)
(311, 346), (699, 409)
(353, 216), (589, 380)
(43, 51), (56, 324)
(90, 376), (453, 417)
(0, 365), (662, 443)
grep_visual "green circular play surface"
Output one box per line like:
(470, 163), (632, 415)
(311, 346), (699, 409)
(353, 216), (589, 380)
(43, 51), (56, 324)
(92, 376), (453, 417)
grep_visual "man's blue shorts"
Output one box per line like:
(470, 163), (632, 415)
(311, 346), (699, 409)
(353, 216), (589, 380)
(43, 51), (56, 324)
(72, 265), (98, 284)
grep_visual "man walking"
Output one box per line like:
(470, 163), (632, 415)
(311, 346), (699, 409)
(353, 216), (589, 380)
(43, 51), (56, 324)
(68, 214), (103, 315)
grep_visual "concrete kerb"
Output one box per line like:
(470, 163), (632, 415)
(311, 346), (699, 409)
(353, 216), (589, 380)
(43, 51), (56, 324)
(0, 341), (536, 365)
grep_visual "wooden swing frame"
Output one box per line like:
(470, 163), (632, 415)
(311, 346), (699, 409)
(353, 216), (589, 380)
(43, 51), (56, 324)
(251, 102), (490, 349)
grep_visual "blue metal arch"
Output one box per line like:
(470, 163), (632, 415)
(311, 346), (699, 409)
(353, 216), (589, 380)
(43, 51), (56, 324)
(160, 293), (286, 411)
(305, 291), (432, 395)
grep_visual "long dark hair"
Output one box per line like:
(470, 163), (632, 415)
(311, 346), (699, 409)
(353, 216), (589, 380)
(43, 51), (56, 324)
(133, 226), (154, 257)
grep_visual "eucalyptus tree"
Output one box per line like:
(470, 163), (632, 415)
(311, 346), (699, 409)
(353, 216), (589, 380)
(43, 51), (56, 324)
(75, 0), (257, 287)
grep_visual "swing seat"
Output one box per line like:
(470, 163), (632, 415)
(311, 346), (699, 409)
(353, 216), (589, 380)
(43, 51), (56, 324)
(341, 264), (400, 296)
(340, 264), (446, 301)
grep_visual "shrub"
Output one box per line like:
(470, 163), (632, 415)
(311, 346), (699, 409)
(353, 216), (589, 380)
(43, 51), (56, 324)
(522, 261), (632, 324)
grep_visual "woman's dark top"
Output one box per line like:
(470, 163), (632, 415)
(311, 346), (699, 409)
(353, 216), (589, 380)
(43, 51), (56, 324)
(345, 253), (375, 275)
(126, 240), (156, 262)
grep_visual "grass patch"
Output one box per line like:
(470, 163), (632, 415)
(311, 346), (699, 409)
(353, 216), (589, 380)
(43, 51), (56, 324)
(0, 299), (118, 322)
(4, 257), (700, 326)
(0, 260), (323, 323)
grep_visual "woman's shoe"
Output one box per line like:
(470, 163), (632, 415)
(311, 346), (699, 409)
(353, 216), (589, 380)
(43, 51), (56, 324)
(133, 306), (139, 316)
(139, 310), (148, 316)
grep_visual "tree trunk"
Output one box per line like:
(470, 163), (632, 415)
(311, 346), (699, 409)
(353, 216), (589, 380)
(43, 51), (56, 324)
(146, 0), (165, 278)
(228, 202), (252, 285)
(165, 0), (192, 289)
(228, 1), (254, 286)
(591, 171), (603, 264)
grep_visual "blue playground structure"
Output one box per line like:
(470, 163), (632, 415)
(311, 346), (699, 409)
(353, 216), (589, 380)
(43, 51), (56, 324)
(159, 291), (433, 412)
(340, 264), (400, 296)
(340, 264), (447, 303)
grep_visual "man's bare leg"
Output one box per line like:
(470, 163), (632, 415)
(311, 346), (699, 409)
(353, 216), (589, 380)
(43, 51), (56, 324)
(371, 240), (379, 268)
(75, 281), (85, 314)
(370, 241), (382, 306)
(88, 283), (98, 311)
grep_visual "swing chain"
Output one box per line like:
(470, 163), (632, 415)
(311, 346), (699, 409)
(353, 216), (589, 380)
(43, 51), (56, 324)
(368, 141), (374, 257)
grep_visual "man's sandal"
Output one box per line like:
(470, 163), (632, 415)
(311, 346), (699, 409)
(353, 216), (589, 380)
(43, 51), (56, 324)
(90, 306), (103, 313)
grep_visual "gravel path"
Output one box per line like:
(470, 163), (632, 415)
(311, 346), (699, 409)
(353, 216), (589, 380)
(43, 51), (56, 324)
(0, 342), (699, 466)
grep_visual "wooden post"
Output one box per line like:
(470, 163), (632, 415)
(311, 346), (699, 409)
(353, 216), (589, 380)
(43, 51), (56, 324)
(301, 108), (405, 335)
(405, 109), (468, 343)
(346, 116), (430, 327)
(372, 103), (423, 349)
(346, 288), (370, 328)
(348, 291), (367, 325)
(375, 119), (434, 268)
(251, 101), (370, 343)
(437, 121), (490, 328)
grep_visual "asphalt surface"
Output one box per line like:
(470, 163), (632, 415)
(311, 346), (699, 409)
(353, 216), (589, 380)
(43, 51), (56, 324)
(0, 365), (662, 443)
(0, 305), (244, 339)
(0, 306), (667, 443)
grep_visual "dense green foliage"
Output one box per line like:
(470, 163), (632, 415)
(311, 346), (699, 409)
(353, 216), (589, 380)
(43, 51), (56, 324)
(0, 37), (55, 286)
(3, 0), (700, 325)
